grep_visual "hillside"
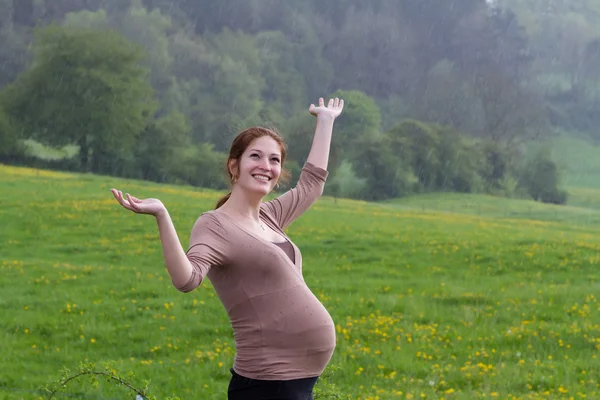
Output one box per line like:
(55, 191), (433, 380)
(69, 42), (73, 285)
(547, 133), (600, 191)
(2, 164), (600, 399)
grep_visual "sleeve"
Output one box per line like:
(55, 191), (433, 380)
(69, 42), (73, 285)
(262, 162), (328, 230)
(175, 213), (229, 293)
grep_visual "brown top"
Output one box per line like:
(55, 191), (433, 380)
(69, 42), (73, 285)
(272, 241), (295, 264)
(177, 162), (336, 380)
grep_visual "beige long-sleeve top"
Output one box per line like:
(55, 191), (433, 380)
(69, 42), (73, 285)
(178, 162), (336, 381)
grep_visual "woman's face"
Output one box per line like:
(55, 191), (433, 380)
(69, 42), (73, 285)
(232, 136), (282, 198)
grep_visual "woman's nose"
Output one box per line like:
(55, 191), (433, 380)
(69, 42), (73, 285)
(258, 159), (270, 170)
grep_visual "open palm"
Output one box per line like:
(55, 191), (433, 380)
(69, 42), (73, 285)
(111, 188), (166, 216)
(309, 97), (344, 120)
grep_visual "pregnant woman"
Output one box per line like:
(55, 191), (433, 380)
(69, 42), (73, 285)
(111, 97), (344, 400)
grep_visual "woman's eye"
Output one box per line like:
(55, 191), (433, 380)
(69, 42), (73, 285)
(272, 158), (280, 163)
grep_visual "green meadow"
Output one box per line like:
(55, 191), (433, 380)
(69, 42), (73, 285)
(2, 152), (600, 399)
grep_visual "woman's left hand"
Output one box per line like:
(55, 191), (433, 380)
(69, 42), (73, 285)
(309, 97), (344, 120)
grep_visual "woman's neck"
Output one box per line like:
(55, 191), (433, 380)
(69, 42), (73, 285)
(219, 188), (263, 221)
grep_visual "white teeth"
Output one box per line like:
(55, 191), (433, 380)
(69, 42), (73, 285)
(253, 174), (270, 182)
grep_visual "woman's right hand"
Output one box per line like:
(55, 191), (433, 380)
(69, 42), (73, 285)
(111, 188), (167, 217)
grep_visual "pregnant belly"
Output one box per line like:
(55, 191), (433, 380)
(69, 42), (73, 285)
(234, 285), (337, 378)
(257, 285), (335, 345)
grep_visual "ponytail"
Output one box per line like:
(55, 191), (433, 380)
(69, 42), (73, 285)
(215, 192), (232, 209)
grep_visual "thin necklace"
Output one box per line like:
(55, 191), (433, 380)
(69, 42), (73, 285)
(235, 210), (266, 231)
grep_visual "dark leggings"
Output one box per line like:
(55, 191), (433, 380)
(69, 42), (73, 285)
(227, 368), (319, 400)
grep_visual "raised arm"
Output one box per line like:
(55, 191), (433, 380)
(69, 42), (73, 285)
(110, 189), (194, 289)
(306, 97), (344, 170)
(262, 97), (344, 229)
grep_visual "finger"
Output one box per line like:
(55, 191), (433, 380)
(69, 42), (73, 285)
(113, 189), (126, 204)
(319, 98), (324, 107)
(126, 193), (138, 209)
(328, 98), (334, 108)
(127, 194), (144, 208)
(113, 192), (133, 211)
(334, 98), (339, 108)
(127, 193), (140, 202)
(117, 191), (133, 209)
(339, 99), (344, 109)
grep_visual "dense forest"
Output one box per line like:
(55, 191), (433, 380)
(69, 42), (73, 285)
(1, 0), (598, 203)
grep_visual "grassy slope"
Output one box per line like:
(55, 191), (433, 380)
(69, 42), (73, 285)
(378, 131), (600, 225)
(550, 134), (600, 191)
(2, 163), (600, 400)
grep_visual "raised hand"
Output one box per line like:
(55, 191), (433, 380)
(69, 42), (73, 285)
(309, 97), (344, 120)
(111, 188), (167, 217)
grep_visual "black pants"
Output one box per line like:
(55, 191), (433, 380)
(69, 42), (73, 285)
(227, 368), (319, 400)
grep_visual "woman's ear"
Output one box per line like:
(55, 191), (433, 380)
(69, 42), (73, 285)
(228, 159), (238, 181)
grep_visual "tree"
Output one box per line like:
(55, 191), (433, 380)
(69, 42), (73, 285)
(279, 112), (315, 169)
(399, 0), (487, 91)
(328, 160), (367, 200)
(110, 0), (175, 112)
(518, 145), (567, 204)
(0, 0), (28, 88)
(350, 135), (415, 201)
(455, 7), (548, 144)
(170, 143), (228, 190)
(3, 24), (156, 173)
(471, 72), (548, 145)
(385, 119), (484, 194)
(19, 0), (131, 24)
(328, 89), (382, 169)
(63, 1), (177, 114)
(386, 119), (441, 191)
(284, 89), (383, 179)
(319, 7), (415, 98)
(255, 30), (308, 122)
(190, 28), (265, 150)
(455, 7), (533, 80)
(410, 60), (481, 135)
(0, 104), (22, 161)
(134, 111), (191, 182)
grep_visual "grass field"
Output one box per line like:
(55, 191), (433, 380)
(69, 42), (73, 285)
(3, 162), (600, 400)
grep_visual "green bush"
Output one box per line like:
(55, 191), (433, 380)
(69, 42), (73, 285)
(170, 143), (228, 190)
(518, 146), (568, 205)
(433, 126), (483, 193)
(327, 160), (368, 199)
(476, 140), (512, 193)
(350, 135), (416, 201)
(386, 119), (484, 194)
(386, 119), (440, 191)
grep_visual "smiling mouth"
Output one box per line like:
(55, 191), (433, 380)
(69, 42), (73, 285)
(252, 174), (271, 182)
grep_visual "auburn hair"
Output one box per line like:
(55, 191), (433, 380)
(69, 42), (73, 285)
(215, 127), (291, 209)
